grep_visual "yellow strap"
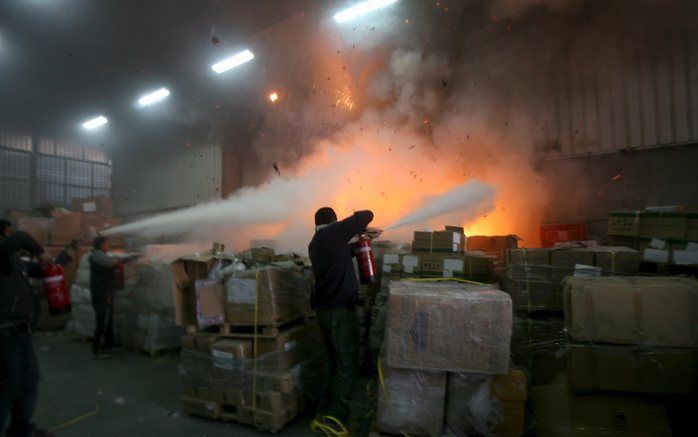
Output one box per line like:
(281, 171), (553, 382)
(49, 403), (100, 432)
(429, 232), (434, 254)
(252, 269), (260, 413)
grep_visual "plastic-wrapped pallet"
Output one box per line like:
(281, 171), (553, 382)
(376, 358), (447, 436)
(446, 371), (528, 437)
(386, 280), (512, 373)
(177, 322), (324, 433)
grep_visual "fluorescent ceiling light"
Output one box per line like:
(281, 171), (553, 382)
(138, 87), (170, 107)
(334, 0), (399, 23)
(211, 49), (255, 74)
(82, 115), (108, 130)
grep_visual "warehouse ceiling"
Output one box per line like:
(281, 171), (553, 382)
(0, 0), (318, 140)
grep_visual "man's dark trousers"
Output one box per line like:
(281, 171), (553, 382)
(316, 307), (359, 423)
(92, 299), (115, 354)
(0, 327), (39, 437)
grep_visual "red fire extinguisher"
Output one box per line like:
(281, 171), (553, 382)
(353, 233), (377, 284)
(42, 263), (72, 316)
(113, 262), (125, 290)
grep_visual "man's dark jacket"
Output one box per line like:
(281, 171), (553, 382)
(0, 232), (44, 328)
(308, 210), (373, 310)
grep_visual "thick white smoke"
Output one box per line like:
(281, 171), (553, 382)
(386, 182), (497, 230)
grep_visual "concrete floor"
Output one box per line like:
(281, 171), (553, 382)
(32, 331), (313, 437)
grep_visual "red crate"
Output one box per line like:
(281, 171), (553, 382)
(540, 222), (587, 248)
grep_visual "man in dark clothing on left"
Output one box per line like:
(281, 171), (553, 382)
(0, 218), (54, 437)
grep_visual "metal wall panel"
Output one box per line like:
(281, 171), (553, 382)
(540, 28), (698, 158)
(0, 149), (31, 179)
(113, 144), (222, 216)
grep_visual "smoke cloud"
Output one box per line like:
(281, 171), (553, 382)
(386, 181), (497, 230)
(111, 0), (695, 254)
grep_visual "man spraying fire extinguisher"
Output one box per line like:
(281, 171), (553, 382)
(308, 208), (381, 436)
(89, 236), (139, 359)
(0, 219), (56, 437)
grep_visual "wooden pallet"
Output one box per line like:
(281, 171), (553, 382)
(186, 314), (307, 337)
(181, 395), (300, 434)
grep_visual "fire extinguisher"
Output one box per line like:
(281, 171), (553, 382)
(353, 233), (377, 284)
(42, 263), (72, 316)
(113, 262), (125, 291)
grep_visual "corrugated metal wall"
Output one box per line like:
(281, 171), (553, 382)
(538, 28), (698, 158)
(113, 144), (222, 216)
(0, 132), (112, 210)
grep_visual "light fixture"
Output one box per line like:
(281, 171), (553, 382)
(269, 92), (279, 103)
(82, 115), (108, 130)
(138, 87), (170, 107)
(211, 49), (255, 74)
(334, 0), (399, 23)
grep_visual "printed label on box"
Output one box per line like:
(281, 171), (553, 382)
(444, 259), (464, 271)
(83, 201), (97, 213)
(384, 254), (400, 264)
(382, 264), (392, 273)
(226, 278), (257, 304)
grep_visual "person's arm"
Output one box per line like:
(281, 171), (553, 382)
(336, 210), (374, 243)
(119, 254), (141, 264)
(0, 231), (44, 261)
(91, 250), (119, 268)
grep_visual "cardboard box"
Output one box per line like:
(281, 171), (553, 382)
(413, 228), (465, 253)
(13, 215), (51, 245)
(180, 396), (221, 419)
(419, 253), (493, 278)
(446, 371), (527, 437)
(467, 235), (519, 259)
(501, 276), (563, 313)
(589, 246), (640, 275)
(381, 254), (420, 275)
(50, 210), (82, 246)
(643, 248), (670, 263)
(195, 279), (226, 329)
(225, 268), (311, 325)
(506, 248), (550, 280)
(377, 362), (446, 437)
(567, 343), (698, 395)
(73, 196), (113, 216)
(673, 249), (698, 266)
(212, 339), (252, 368)
(532, 382), (672, 437)
(171, 253), (220, 326)
(550, 248), (594, 281)
(640, 212), (687, 240)
(608, 210), (688, 240)
(386, 280), (512, 373)
(564, 276), (698, 347)
(181, 333), (221, 353)
(241, 247), (275, 264)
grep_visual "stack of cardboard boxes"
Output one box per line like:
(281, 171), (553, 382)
(170, 248), (322, 433)
(502, 246), (641, 314)
(608, 209), (698, 268)
(531, 275), (698, 436)
(377, 280), (524, 436)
